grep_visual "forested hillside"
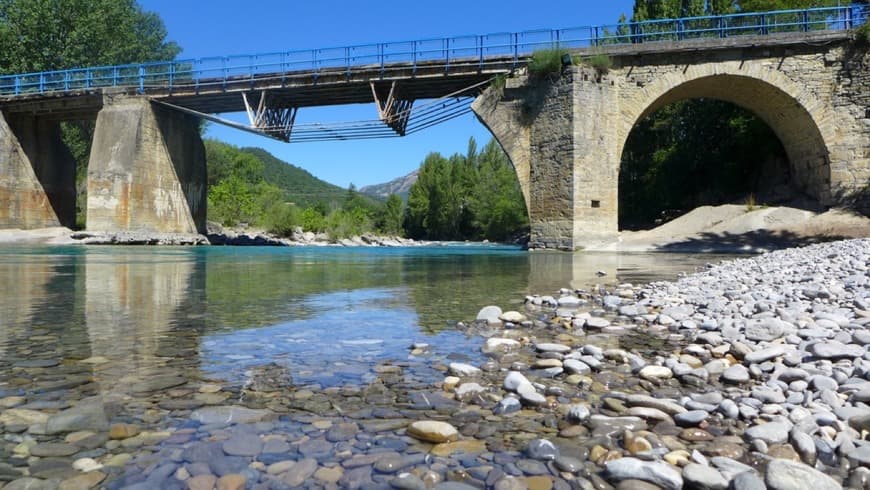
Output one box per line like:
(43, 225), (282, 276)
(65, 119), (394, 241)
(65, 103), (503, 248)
(237, 147), (351, 209)
(205, 137), (528, 242)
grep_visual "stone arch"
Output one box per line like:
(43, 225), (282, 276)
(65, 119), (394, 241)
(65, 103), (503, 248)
(617, 63), (835, 203)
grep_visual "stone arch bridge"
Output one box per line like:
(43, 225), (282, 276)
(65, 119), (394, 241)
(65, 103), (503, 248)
(474, 33), (870, 249)
(0, 9), (867, 249)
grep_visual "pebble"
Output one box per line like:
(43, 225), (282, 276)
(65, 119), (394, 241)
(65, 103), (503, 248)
(216, 473), (246, 490)
(744, 421), (790, 445)
(477, 305), (503, 324)
(534, 343), (571, 353)
(682, 463), (728, 490)
(733, 471), (767, 490)
(448, 362), (481, 377)
(605, 458), (683, 490)
(525, 439), (559, 460)
(407, 421), (459, 443)
(222, 432), (262, 457)
(765, 459), (841, 490)
(485, 338), (521, 352)
(744, 346), (788, 364)
(190, 406), (272, 425)
(638, 365), (673, 380)
(674, 410), (708, 427)
(721, 364), (749, 383)
(281, 458), (317, 486)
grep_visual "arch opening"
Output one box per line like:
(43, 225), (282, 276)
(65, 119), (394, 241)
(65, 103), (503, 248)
(618, 74), (831, 230)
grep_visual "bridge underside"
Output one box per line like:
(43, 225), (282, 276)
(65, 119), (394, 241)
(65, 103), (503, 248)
(0, 95), (206, 234)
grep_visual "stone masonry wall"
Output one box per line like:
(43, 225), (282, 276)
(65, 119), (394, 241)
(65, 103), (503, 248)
(474, 37), (869, 249)
(833, 44), (870, 214)
(611, 40), (868, 207)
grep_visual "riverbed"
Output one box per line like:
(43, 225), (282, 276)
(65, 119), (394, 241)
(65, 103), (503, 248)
(0, 244), (785, 489)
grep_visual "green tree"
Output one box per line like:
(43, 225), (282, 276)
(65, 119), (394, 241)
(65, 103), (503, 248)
(404, 138), (528, 242)
(205, 140), (264, 188)
(0, 0), (180, 228)
(708, 0), (737, 14)
(470, 140), (529, 241)
(208, 176), (257, 227)
(682, 0), (705, 16)
(343, 183), (375, 214)
(300, 207), (326, 233)
(379, 194), (405, 236)
(737, 0), (838, 11)
(0, 0), (180, 74)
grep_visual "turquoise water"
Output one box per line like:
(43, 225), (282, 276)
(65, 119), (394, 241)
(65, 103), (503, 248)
(0, 245), (730, 394)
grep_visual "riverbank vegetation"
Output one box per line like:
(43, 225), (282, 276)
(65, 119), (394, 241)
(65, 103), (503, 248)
(204, 138), (529, 243)
(404, 138), (528, 242)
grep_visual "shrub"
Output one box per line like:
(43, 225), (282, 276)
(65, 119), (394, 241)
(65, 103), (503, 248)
(586, 54), (613, 74)
(263, 202), (299, 237)
(325, 208), (372, 240)
(527, 47), (568, 79)
(299, 207), (326, 233)
(745, 193), (757, 212)
(857, 22), (870, 46)
(491, 74), (507, 97)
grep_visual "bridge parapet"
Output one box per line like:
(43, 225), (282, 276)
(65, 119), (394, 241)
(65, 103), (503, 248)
(0, 5), (864, 101)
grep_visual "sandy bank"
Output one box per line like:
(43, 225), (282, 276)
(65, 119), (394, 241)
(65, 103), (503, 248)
(586, 205), (870, 253)
(1, 205), (867, 251)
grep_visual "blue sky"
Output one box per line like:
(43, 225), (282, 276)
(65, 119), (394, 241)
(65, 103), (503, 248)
(138, 0), (634, 188)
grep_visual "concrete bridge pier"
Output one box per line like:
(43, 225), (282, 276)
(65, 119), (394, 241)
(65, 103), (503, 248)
(473, 68), (620, 251)
(0, 111), (76, 228)
(87, 94), (207, 234)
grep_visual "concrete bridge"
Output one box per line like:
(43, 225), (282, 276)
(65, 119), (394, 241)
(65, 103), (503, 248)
(0, 6), (868, 248)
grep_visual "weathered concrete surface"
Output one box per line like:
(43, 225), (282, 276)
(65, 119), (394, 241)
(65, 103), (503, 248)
(87, 95), (206, 234)
(475, 39), (869, 250)
(0, 112), (76, 229)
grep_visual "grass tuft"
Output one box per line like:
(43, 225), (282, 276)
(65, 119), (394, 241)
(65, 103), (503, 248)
(856, 22), (870, 46)
(586, 54), (613, 74)
(527, 47), (568, 79)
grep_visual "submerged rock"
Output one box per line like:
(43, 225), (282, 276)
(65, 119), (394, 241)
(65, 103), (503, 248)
(407, 421), (459, 443)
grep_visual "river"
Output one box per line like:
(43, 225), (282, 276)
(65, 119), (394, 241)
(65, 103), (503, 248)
(0, 244), (736, 486)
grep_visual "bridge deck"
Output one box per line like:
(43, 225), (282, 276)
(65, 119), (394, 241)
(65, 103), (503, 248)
(0, 5), (864, 119)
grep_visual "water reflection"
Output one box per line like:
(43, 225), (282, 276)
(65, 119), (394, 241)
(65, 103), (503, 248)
(0, 249), (87, 363)
(0, 259), (57, 358)
(527, 251), (728, 291)
(0, 245), (735, 399)
(83, 249), (204, 396)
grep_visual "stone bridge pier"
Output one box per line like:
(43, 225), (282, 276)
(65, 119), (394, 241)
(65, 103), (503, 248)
(0, 94), (206, 234)
(473, 37), (870, 250)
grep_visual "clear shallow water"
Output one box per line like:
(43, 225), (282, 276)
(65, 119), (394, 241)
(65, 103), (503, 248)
(0, 245), (734, 395)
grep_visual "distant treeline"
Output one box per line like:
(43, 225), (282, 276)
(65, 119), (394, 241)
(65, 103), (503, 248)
(205, 138), (529, 242)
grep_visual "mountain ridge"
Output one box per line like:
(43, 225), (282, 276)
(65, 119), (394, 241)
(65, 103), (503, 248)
(238, 147), (353, 207)
(360, 170), (419, 200)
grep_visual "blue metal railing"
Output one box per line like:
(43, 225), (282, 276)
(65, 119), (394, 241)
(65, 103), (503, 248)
(0, 5), (866, 98)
